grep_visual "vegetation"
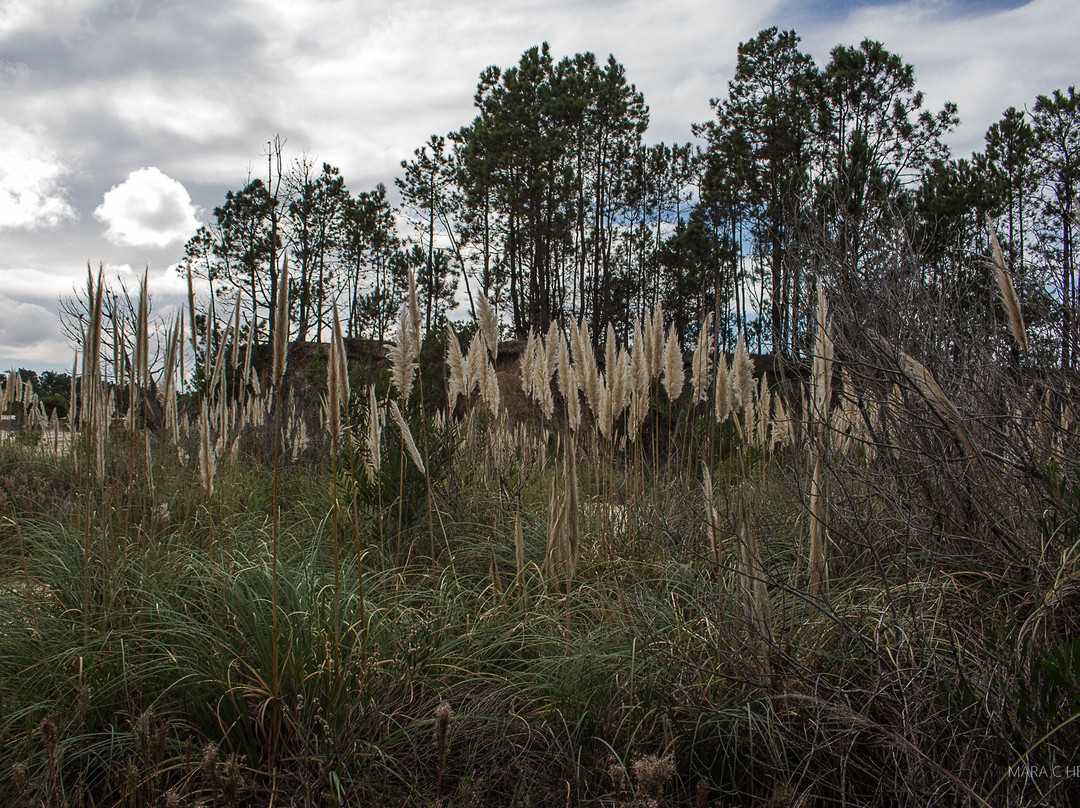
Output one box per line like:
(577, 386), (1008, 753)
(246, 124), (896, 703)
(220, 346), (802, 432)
(4, 239), (1080, 805)
(5, 26), (1080, 808)
(152, 30), (1080, 373)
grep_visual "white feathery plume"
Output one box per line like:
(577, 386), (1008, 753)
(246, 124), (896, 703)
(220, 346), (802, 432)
(326, 309), (345, 450)
(772, 394), (791, 448)
(598, 377), (612, 439)
(482, 357), (501, 414)
(630, 319), (648, 400)
(520, 329), (536, 400)
(557, 335), (581, 433)
(574, 320), (601, 414)
(703, 463), (720, 569)
(988, 216), (1028, 355)
(465, 332), (486, 396)
(389, 399), (425, 475)
(186, 263), (199, 360)
(692, 312), (713, 403)
(557, 333), (574, 400)
(543, 321), (560, 388)
(387, 303), (418, 403)
(533, 335), (554, 420)
(476, 291), (498, 360)
(757, 377), (771, 449)
(731, 332), (754, 412)
(610, 347), (630, 418)
(249, 364), (261, 399)
(135, 268), (149, 391)
(272, 255), (290, 390)
(446, 323), (466, 407)
(742, 381), (757, 444)
(628, 390), (648, 441)
(662, 325), (685, 402)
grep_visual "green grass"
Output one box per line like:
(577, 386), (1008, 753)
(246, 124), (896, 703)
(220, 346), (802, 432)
(0, 403), (1077, 807)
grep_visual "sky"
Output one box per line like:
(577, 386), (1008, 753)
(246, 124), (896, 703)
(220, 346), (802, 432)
(1, 0), (1077, 370)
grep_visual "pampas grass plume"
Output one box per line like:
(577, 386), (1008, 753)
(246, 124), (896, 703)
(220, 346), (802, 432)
(389, 399), (425, 475)
(610, 348), (630, 418)
(186, 264), (198, 360)
(663, 325), (685, 402)
(447, 323), (466, 406)
(387, 304), (418, 403)
(630, 320), (648, 399)
(692, 312), (712, 404)
(988, 216), (1028, 355)
(520, 330), (536, 400)
(406, 268), (421, 356)
(476, 291), (498, 360)
(483, 358), (501, 415)
(543, 321), (560, 389)
(272, 255), (290, 390)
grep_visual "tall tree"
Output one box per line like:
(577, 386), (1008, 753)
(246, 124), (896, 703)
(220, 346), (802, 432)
(816, 39), (958, 280)
(397, 136), (461, 332)
(339, 183), (404, 340)
(286, 159), (347, 341)
(914, 155), (999, 317)
(985, 107), (1038, 269)
(699, 28), (817, 356)
(1032, 87), (1080, 367)
(459, 44), (648, 335)
(208, 178), (278, 337)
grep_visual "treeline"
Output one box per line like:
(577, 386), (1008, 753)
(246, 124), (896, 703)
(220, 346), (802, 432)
(179, 28), (1080, 367)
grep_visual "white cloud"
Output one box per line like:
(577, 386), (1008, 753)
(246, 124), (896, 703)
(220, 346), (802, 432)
(0, 295), (62, 354)
(94, 167), (200, 248)
(0, 267), (80, 307)
(0, 119), (77, 230)
(222, 0), (783, 187)
(110, 74), (248, 144)
(0, 0), (107, 41)
(798, 0), (1080, 157)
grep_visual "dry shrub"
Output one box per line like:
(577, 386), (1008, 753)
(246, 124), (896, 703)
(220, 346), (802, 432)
(0, 445), (67, 516)
(776, 224), (1080, 804)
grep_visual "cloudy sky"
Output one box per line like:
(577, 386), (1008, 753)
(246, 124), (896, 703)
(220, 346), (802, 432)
(1, 0), (1077, 369)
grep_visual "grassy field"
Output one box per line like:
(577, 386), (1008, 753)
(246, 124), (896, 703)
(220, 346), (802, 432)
(1, 270), (1078, 807)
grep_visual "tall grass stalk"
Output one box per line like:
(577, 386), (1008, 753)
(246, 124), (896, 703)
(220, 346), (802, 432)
(269, 254), (290, 766)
